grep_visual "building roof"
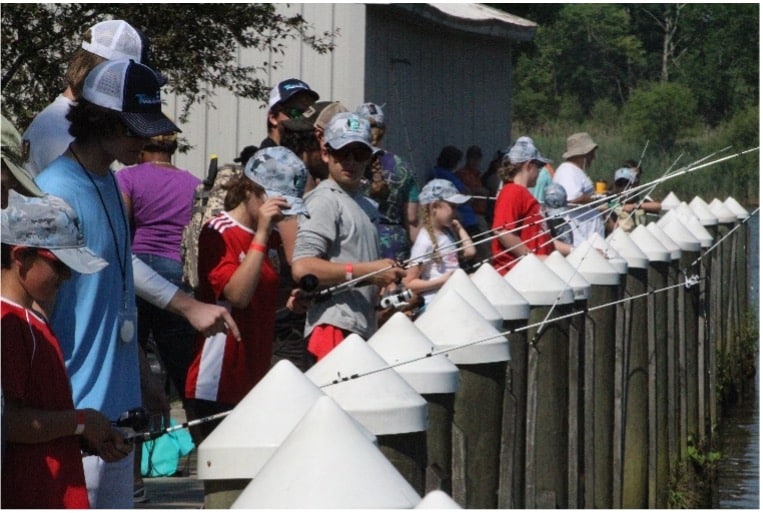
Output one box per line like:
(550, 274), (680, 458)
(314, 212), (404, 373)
(384, 3), (537, 41)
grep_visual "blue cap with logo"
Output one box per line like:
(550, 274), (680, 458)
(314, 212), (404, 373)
(82, 58), (179, 138)
(244, 147), (310, 217)
(2, 190), (108, 274)
(268, 78), (319, 110)
(323, 112), (381, 154)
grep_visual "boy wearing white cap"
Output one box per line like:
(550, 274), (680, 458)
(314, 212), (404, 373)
(34, 59), (238, 508)
(1, 191), (130, 508)
(292, 112), (405, 361)
(23, 20), (154, 176)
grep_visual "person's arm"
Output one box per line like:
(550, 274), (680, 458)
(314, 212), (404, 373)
(4, 400), (131, 462)
(222, 197), (286, 308)
(497, 230), (532, 258)
(132, 256), (241, 340)
(403, 262), (452, 296)
(292, 257), (404, 289)
(276, 216), (298, 265)
(451, 219), (476, 261)
(405, 201), (420, 244)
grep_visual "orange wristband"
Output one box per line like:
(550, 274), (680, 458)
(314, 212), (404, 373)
(74, 409), (86, 435)
(345, 263), (353, 281)
(249, 242), (266, 254)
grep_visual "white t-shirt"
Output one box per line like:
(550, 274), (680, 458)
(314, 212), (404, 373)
(22, 94), (75, 176)
(553, 161), (604, 245)
(409, 228), (460, 304)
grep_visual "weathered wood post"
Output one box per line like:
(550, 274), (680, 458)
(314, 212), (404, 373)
(689, 197), (720, 441)
(631, 225), (674, 508)
(415, 288), (510, 509)
(609, 229), (651, 508)
(566, 241), (622, 508)
(470, 264), (531, 509)
(647, 221), (683, 474)
(708, 199), (739, 418)
(367, 312), (460, 496)
(505, 254), (576, 509)
(544, 251), (592, 509)
(659, 212), (702, 467)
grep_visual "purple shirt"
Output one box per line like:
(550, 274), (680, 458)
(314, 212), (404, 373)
(116, 163), (201, 262)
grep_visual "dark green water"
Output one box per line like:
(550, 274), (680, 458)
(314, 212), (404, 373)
(716, 213), (759, 509)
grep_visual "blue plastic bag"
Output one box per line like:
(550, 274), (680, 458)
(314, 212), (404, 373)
(140, 419), (195, 477)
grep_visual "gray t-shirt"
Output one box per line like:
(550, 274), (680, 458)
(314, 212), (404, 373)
(293, 179), (381, 338)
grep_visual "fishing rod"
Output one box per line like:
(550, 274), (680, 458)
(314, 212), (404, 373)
(636, 140), (650, 169)
(123, 410), (231, 443)
(295, 146), (758, 304)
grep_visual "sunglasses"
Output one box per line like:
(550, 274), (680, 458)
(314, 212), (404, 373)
(35, 249), (70, 275)
(328, 146), (373, 163)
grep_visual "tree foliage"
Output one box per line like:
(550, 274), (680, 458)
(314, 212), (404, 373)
(506, 4), (758, 132)
(1, 4), (336, 130)
(622, 81), (698, 151)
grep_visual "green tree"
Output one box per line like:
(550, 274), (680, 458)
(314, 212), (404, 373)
(622, 81), (698, 151)
(1, 4), (336, 130)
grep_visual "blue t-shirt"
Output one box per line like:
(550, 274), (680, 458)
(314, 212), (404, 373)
(35, 157), (140, 419)
(430, 166), (477, 228)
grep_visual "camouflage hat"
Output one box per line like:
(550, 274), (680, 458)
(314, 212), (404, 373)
(419, 178), (471, 205)
(355, 102), (385, 127)
(323, 112), (380, 154)
(1, 190), (108, 274)
(543, 182), (569, 215)
(243, 147), (310, 217)
(283, 101), (335, 132)
(2, 115), (42, 197)
(505, 136), (551, 166)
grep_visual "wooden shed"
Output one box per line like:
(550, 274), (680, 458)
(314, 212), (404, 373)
(166, 3), (537, 183)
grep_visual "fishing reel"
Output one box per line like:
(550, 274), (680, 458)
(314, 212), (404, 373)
(379, 286), (415, 310)
(114, 407), (150, 432)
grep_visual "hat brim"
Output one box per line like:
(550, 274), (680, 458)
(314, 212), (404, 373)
(2, 154), (43, 197)
(326, 139), (382, 156)
(120, 112), (181, 138)
(282, 116), (315, 132)
(51, 247), (109, 275)
(445, 193), (472, 205)
(562, 143), (598, 160)
(265, 191), (310, 218)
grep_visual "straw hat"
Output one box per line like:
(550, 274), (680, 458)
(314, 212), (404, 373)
(562, 132), (598, 159)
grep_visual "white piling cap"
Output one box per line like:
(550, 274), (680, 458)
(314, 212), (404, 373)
(689, 196), (719, 226)
(505, 253), (575, 305)
(415, 289), (510, 364)
(470, 263), (530, 320)
(566, 239), (621, 285)
(606, 228), (650, 269)
(367, 312), (460, 395)
(709, 198), (738, 224)
(646, 222), (682, 260)
(661, 191), (681, 210)
(659, 212), (702, 252)
(416, 489), (463, 509)
(629, 225), (671, 262)
(724, 196), (749, 219)
(544, 251), (591, 300)
(198, 359), (328, 480)
(305, 334), (428, 435)
(677, 212), (713, 248)
(588, 232), (628, 274)
(430, 268), (502, 329)
(231, 396), (421, 509)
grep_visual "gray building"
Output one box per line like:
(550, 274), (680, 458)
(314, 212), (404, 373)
(166, 3), (536, 184)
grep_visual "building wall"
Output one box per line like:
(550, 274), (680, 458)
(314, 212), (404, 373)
(364, 4), (514, 185)
(165, 3), (367, 177)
